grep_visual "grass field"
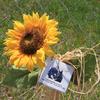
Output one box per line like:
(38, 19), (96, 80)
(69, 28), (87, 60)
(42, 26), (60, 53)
(0, 0), (100, 100)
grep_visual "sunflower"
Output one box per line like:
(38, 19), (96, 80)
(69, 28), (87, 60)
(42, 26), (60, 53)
(4, 12), (60, 71)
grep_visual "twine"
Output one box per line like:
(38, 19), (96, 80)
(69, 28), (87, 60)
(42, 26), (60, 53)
(54, 43), (100, 95)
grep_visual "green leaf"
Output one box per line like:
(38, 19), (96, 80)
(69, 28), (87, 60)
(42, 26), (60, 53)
(2, 67), (39, 88)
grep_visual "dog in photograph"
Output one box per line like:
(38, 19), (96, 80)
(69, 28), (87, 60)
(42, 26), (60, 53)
(48, 67), (63, 83)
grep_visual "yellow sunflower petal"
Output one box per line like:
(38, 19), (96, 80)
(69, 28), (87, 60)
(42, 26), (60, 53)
(6, 29), (21, 39)
(47, 19), (58, 28)
(18, 55), (29, 67)
(32, 55), (37, 64)
(47, 28), (61, 36)
(36, 48), (45, 68)
(27, 57), (35, 71)
(32, 12), (39, 26)
(39, 13), (48, 26)
(9, 50), (21, 64)
(37, 59), (45, 68)
(18, 55), (37, 71)
(4, 49), (19, 56)
(45, 37), (59, 45)
(14, 57), (21, 67)
(23, 14), (33, 33)
(43, 45), (55, 56)
(36, 48), (45, 60)
(13, 21), (25, 33)
(4, 38), (19, 49)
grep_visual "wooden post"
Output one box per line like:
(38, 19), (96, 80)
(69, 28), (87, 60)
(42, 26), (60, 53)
(44, 87), (60, 100)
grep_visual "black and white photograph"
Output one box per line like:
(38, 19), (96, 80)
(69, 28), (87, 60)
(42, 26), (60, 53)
(39, 58), (74, 93)
(47, 60), (63, 83)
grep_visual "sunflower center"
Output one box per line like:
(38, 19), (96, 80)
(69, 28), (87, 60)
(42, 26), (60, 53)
(20, 28), (44, 55)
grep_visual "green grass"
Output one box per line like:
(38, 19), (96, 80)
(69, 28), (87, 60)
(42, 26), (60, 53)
(0, 0), (100, 100)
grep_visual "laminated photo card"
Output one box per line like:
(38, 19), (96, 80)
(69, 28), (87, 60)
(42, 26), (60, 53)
(39, 58), (74, 93)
